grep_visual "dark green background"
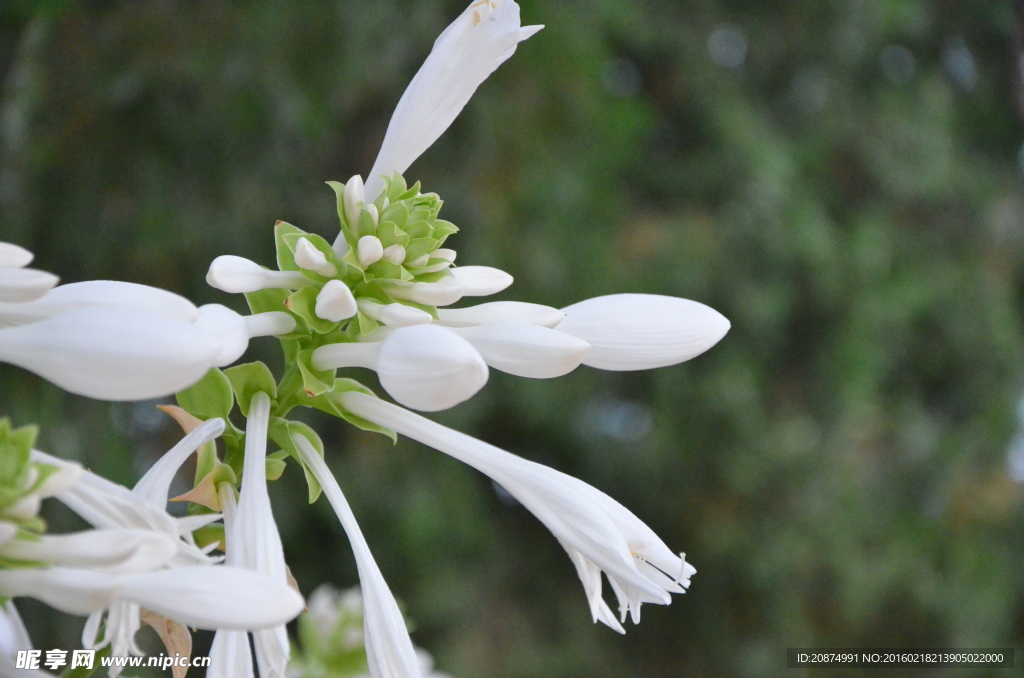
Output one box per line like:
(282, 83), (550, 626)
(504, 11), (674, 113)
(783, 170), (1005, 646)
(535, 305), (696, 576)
(3, 1), (1024, 676)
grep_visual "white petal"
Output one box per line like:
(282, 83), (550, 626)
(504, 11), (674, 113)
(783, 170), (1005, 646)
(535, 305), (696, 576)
(0, 530), (176, 574)
(1, 495), (39, 520)
(382, 244), (407, 265)
(357, 236), (384, 268)
(343, 175), (365, 231)
(0, 601), (33, 656)
(208, 631), (254, 678)
(0, 242), (33, 269)
(365, 0), (542, 198)
(0, 306), (221, 400)
(291, 436), (423, 678)
(132, 418), (225, 506)
(311, 341), (381, 371)
(207, 256), (307, 294)
(33, 456), (83, 498)
(435, 301), (563, 328)
(383, 278), (466, 306)
(193, 304), (250, 366)
(376, 325), (488, 411)
(294, 237), (328, 271)
(245, 311), (297, 337)
(0, 281), (198, 329)
(452, 322), (590, 378)
(449, 266), (513, 296)
(315, 280), (358, 322)
(0, 568), (117, 615)
(557, 294), (730, 370)
(358, 299), (432, 328)
(559, 540), (624, 633)
(0, 269), (59, 303)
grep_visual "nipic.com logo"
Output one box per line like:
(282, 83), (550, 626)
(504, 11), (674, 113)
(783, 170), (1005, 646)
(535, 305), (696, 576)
(14, 649), (212, 671)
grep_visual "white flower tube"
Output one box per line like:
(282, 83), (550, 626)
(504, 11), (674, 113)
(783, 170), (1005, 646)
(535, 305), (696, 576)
(0, 306), (221, 401)
(436, 301), (563, 328)
(231, 393), (291, 678)
(312, 324), (488, 412)
(0, 530), (177, 575)
(452, 322), (590, 378)
(449, 266), (513, 296)
(357, 299), (432, 328)
(381, 278), (466, 307)
(0, 280), (198, 328)
(0, 268), (59, 303)
(207, 255), (307, 293)
(340, 392), (695, 632)
(0, 242), (33, 269)
(0, 566), (303, 630)
(557, 294), (731, 370)
(292, 435), (423, 678)
(365, 0), (543, 198)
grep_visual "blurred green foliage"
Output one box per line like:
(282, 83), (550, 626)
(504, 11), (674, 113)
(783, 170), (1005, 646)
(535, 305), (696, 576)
(2, 1), (1024, 676)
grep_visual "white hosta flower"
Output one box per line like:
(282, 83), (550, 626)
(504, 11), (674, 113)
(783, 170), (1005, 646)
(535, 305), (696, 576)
(192, 304), (296, 367)
(435, 301), (563, 328)
(452, 322), (591, 378)
(0, 566), (303, 630)
(0, 268), (59, 303)
(381, 277), (466, 306)
(357, 235), (385, 268)
(292, 436), (423, 678)
(0, 529), (177, 575)
(0, 280), (198, 328)
(364, 0), (543, 198)
(207, 255), (307, 293)
(313, 324), (488, 411)
(449, 265), (513, 296)
(340, 392), (694, 632)
(0, 242), (33, 269)
(557, 293), (731, 371)
(315, 280), (358, 322)
(357, 299), (432, 328)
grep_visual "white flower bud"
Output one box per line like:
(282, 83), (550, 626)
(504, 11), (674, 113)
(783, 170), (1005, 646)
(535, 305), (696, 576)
(358, 299), (432, 327)
(343, 175), (365, 229)
(357, 236), (384, 268)
(245, 311), (297, 337)
(382, 277), (466, 306)
(366, 204), (380, 225)
(450, 266), (513, 296)
(0, 268), (59, 303)
(294, 238), (338, 277)
(433, 248), (457, 263)
(436, 301), (563, 328)
(0, 306), (222, 401)
(315, 280), (358, 322)
(0, 242), (33, 269)
(207, 255), (308, 294)
(557, 294), (731, 370)
(452, 322), (590, 378)
(382, 243), (406, 265)
(406, 255), (430, 268)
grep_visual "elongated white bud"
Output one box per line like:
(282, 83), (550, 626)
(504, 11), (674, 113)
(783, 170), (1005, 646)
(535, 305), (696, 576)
(0, 242), (33, 269)
(452, 322), (590, 378)
(0, 530), (177, 574)
(0, 268), (59, 303)
(358, 299), (432, 327)
(382, 243), (406, 265)
(434, 248), (457, 263)
(311, 341), (380, 371)
(245, 311), (296, 337)
(557, 294), (730, 370)
(0, 306), (221, 401)
(193, 304), (249, 366)
(0, 280), (199, 329)
(357, 236), (384, 268)
(436, 301), (563, 328)
(382, 277), (466, 306)
(450, 266), (513, 296)
(207, 256), (307, 294)
(343, 175), (365, 229)
(294, 238), (338, 277)
(315, 280), (358, 322)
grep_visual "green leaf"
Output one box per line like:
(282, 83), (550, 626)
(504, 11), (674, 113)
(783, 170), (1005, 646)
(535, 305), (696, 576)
(224, 362), (278, 416)
(404, 219), (432, 239)
(405, 237), (440, 261)
(176, 369), (235, 421)
(274, 221), (305, 271)
(0, 419), (34, 485)
(396, 180), (421, 201)
(380, 202), (409, 229)
(286, 286), (339, 335)
(356, 310), (379, 336)
(357, 209), (377, 239)
(366, 259), (405, 280)
(376, 221), (409, 248)
(385, 171), (408, 200)
(245, 287), (290, 315)
(309, 379), (397, 442)
(268, 418), (325, 503)
(193, 524), (225, 552)
(430, 219), (459, 240)
(266, 450), (288, 481)
(297, 348), (336, 397)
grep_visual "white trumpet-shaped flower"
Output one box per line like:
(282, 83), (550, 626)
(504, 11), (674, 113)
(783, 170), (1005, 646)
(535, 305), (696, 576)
(312, 324), (488, 411)
(451, 322), (591, 378)
(207, 255), (308, 294)
(0, 280), (198, 328)
(340, 392), (695, 633)
(364, 0), (543, 198)
(557, 293), (731, 371)
(292, 435), (423, 678)
(435, 301), (564, 328)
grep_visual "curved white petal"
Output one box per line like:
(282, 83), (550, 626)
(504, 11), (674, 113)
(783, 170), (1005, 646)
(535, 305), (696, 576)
(292, 436), (423, 678)
(452, 322), (590, 378)
(0, 281), (198, 329)
(132, 418), (225, 506)
(0, 269), (58, 303)
(208, 630), (254, 678)
(0, 530), (176, 574)
(0, 306), (221, 401)
(449, 266), (513, 296)
(365, 0), (542, 198)
(435, 301), (563, 328)
(382, 278), (466, 307)
(557, 294), (730, 371)
(376, 325), (488, 411)
(0, 243), (33, 269)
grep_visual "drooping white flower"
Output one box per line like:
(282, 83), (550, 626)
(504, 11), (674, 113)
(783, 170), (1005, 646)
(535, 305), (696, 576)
(364, 0), (543, 198)
(312, 324), (488, 411)
(0, 280), (198, 328)
(339, 392), (695, 633)
(450, 322), (591, 378)
(291, 435), (423, 678)
(556, 293), (731, 371)
(435, 301), (564, 328)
